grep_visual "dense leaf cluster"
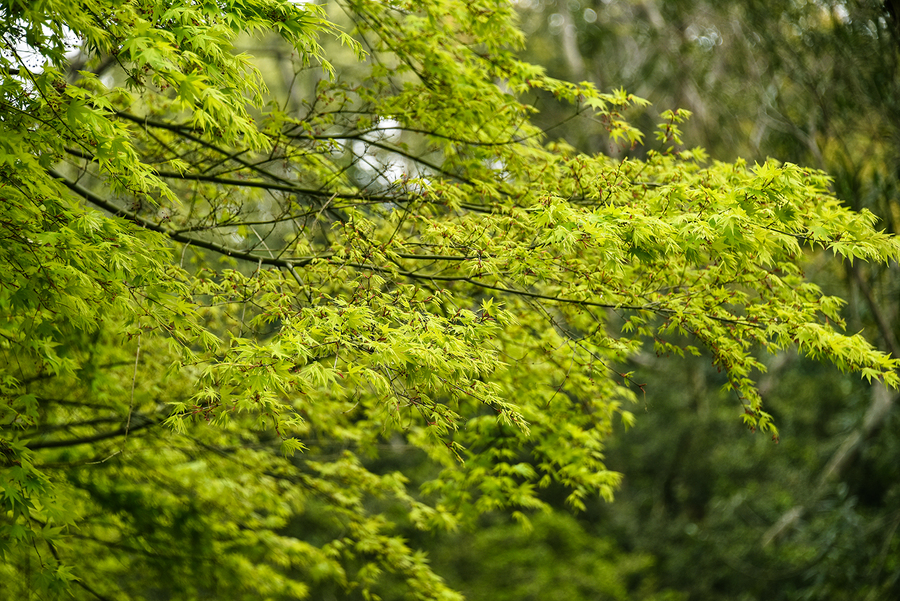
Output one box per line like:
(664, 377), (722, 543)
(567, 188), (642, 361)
(1, 0), (898, 598)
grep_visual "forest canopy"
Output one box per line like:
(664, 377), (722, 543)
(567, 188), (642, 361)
(1, 0), (898, 599)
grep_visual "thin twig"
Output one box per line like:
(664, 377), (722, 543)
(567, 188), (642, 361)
(124, 332), (141, 447)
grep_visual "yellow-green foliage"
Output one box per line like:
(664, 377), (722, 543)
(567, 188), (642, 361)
(1, 0), (898, 598)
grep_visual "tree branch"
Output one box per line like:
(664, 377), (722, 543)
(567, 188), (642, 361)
(28, 414), (162, 450)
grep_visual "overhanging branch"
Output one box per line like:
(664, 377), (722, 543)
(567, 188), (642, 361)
(28, 413), (163, 450)
(50, 173), (762, 328)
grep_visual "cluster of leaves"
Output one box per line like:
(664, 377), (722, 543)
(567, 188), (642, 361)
(1, 0), (899, 598)
(512, 1), (900, 598)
